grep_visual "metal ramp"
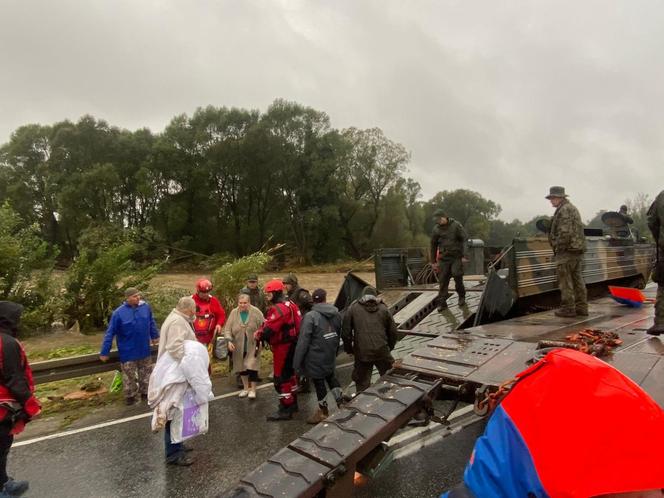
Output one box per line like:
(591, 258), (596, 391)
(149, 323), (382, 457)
(224, 373), (440, 498)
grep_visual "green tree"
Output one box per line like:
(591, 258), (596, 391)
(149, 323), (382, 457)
(425, 189), (502, 241)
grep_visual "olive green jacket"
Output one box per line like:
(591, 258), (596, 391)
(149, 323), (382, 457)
(647, 190), (664, 250)
(548, 199), (586, 255)
(430, 218), (468, 261)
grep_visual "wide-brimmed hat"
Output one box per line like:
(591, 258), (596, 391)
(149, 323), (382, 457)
(545, 186), (568, 199)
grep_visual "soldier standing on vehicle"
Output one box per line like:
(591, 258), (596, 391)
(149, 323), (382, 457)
(241, 274), (266, 315)
(342, 286), (398, 394)
(430, 209), (468, 311)
(646, 189), (664, 336)
(546, 186), (588, 317)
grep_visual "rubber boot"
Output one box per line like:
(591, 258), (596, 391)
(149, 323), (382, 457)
(646, 323), (664, 336)
(266, 405), (294, 421)
(307, 405), (329, 424)
(554, 309), (576, 318)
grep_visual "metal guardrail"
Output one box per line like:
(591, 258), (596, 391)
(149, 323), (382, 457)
(31, 347), (158, 385)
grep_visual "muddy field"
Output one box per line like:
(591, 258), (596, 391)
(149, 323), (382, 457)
(151, 271), (376, 304)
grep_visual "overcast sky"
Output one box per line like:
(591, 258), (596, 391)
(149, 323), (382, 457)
(2, 0), (664, 222)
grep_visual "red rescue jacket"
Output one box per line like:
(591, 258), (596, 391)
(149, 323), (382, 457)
(191, 294), (226, 345)
(0, 333), (41, 435)
(260, 301), (302, 346)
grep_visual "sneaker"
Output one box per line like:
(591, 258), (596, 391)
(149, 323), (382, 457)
(125, 397), (136, 406)
(238, 390), (249, 398)
(2, 478), (29, 496)
(248, 390), (256, 400)
(181, 443), (194, 453)
(166, 455), (194, 466)
(554, 309), (576, 318)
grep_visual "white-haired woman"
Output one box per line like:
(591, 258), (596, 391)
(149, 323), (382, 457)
(224, 294), (264, 399)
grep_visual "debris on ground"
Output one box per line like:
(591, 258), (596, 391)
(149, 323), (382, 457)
(537, 329), (622, 357)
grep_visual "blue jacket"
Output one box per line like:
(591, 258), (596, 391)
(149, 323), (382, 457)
(100, 301), (159, 362)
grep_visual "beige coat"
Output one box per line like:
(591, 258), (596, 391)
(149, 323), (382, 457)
(223, 305), (264, 373)
(158, 309), (196, 361)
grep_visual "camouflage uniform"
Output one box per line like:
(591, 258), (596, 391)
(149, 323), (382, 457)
(647, 190), (664, 334)
(120, 357), (152, 400)
(549, 198), (588, 315)
(430, 217), (468, 308)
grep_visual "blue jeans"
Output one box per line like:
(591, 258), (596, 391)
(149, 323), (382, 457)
(164, 421), (183, 461)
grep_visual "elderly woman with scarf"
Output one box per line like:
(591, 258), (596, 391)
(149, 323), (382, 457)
(224, 294), (264, 399)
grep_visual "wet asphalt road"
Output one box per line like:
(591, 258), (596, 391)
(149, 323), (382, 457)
(9, 366), (478, 498)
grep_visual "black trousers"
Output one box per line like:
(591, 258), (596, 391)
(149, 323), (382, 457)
(352, 358), (393, 393)
(0, 421), (14, 486)
(312, 374), (341, 406)
(438, 257), (465, 303)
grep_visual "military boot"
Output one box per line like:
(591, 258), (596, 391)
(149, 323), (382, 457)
(306, 405), (329, 424)
(646, 323), (664, 336)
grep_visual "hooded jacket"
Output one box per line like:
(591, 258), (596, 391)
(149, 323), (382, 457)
(341, 288), (398, 362)
(0, 301), (41, 433)
(293, 303), (341, 378)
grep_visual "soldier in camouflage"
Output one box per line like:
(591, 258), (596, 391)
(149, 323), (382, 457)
(430, 209), (468, 311)
(646, 189), (664, 336)
(546, 186), (588, 317)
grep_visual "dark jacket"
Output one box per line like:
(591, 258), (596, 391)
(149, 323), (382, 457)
(0, 301), (41, 430)
(341, 296), (398, 362)
(648, 190), (664, 250)
(288, 286), (313, 315)
(430, 218), (468, 261)
(0, 302), (31, 405)
(241, 286), (267, 315)
(293, 303), (341, 379)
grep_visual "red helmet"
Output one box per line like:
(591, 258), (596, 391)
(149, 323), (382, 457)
(264, 279), (284, 293)
(196, 278), (213, 292)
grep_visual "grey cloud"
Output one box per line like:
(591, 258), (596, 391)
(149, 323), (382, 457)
(1, 0), (664, 222)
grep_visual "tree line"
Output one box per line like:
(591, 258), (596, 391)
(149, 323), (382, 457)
(0, 99), (653, 266)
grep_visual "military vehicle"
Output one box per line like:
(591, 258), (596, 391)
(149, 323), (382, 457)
(224, 226), (658, 498)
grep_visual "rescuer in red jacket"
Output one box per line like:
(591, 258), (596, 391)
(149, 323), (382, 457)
(0, 302), (41, 497)
(191, 278), (226, 347)
(254, 279), (302, 421)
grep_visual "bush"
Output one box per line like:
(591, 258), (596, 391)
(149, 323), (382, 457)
(143, 285), (190, 325)
(212, 251), (272, 310)
(0, 203), (60, 332)
(64, 239), (162, 330)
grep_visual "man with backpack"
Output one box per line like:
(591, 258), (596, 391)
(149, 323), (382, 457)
(293, 289), (343, 424)
(254, 279), (302, 421)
